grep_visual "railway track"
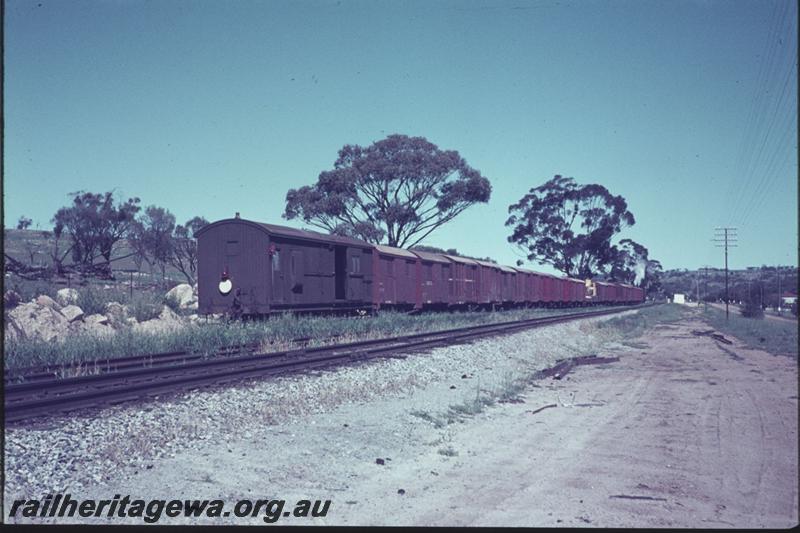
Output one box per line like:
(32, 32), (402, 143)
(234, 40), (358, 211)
(5, 304), (648, 423)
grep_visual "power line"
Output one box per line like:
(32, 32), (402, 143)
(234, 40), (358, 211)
(725, 0), (785, 212)
(736, 50), (798, 226)
(726, 0), (797, 224)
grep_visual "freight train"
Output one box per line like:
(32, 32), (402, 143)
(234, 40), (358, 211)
(196, 217), (645, 316)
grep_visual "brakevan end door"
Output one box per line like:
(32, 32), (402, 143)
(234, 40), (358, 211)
(289, 249), (305, 304)
(334, 246), (347, 300)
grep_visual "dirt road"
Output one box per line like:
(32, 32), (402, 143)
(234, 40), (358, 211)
(322, 317), (798, 527)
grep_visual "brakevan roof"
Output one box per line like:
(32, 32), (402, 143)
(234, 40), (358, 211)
(195, 218), (373, 248)
(410, 250), (451, 264)
(374, 244), (418, 260)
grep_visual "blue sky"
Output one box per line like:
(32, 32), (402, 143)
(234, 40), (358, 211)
(4, 0), (797, 273)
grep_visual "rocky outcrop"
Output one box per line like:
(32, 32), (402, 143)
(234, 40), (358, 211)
(5, 318), (25, 343)
(165, 284), (198, 309)
(35, 294), (62, 312)
(60, 305), (85, 323)
(85, 314), (110, 326)
(56, 288), (79, 306)
(132, 305), (185, 335)
(7, 302), (71, 343)
(104, 302), (128, 328)
(5, 291), (195, 344)
(75, 314), (114, 338)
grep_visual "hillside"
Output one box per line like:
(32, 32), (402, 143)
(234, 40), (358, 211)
(4, 228), (187, 280)
(660, 266), (797, 307)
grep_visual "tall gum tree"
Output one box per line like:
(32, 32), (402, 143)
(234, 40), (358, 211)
(506, 175), (635, 279)
(284, 134), (492, 248)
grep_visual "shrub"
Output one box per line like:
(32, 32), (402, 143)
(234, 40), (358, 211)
(5, 276), (59, 302)
(128, 292), (163, 322)
(740, 298), (764, 319)
(77, 285), (124, 315)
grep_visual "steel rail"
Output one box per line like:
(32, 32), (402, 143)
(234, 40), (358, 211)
(5, 304), (648, 423)
(4, 307), (623, 383)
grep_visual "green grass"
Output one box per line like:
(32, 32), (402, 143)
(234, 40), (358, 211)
(597, 303), (690, 339)
(4, 305), (629, 372)
(701, 306), (798, 358)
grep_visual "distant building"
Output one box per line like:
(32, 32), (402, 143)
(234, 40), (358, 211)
(781, 292), (797, 306)
(672, 293), (686, 304)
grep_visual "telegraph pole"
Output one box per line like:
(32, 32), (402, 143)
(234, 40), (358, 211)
(701, 265), (712, 312)
(713, 227), (738, 320)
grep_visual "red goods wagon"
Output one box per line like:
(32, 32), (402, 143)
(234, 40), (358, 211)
(624, 284), (643, 304)
(498, 265), (518, 304)
(549, 276), (564, 306)
(557, 276), (573, 305)
(474, 260), (502, 307)
(566, 278), (586, 305)
(410, 250), (450, 308)
(537, 273), (557, 304)
(373, 245), (420, 310)
(595, 281), (610, 304)
(442, 255), (479, 305)
(511, 267), (537, 304)
(623, 285), (632, 303)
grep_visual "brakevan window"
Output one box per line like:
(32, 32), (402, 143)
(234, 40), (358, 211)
(351, 255), (361, 274)
(272, 251), (280, 271)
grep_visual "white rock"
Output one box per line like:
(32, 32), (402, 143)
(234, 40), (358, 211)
(60, 305), (85, 323)
(132, 306), (185, 335)
(35, 294), (62, 311)
(159, 305), (182, 323)
(104, 302), (128, 327)
(4, 318), (25, 343)
(71, 319), (114, 339)
(56, 288), (79, 306)
(85, 314), (110, 326)
(8, 302), (70, 342)
(165, 284), (196, 308)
